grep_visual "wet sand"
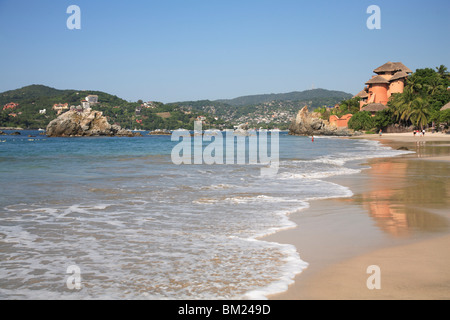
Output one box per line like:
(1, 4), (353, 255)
(267, 133), (450, 300)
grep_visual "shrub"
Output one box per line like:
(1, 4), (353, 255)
(348, 111), (375, 131)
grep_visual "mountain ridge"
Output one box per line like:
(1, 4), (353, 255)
(0, 85), (353, 130)
(2, 85), (353, 107)
(214, 88), (353, 106)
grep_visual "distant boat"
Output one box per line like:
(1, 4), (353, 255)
(38, 128), (45, 131)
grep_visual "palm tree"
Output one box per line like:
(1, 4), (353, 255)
(405, 75), (423, 95)
(425, 76), (446, 95)
(408, 97), (430, 130)
(436, 65), (450, 82)
(390, 91), (415, 125)
(436, 65), (448, 76)
(390, 93), (431, 129)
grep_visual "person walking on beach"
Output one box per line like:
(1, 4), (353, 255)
(379, 129), (382, 136)
(422, 129), (426, 136)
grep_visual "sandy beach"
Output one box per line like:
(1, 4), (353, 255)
(267, 132), (450, 300)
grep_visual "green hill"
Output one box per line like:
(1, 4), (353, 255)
(173, 89), (353, 129)
(215, 89), (353, 106)
(0, 85), (134, 129)
(0, 85), (222, 130)
(0, 85), (353, 130)
(0, 84), (70, 101)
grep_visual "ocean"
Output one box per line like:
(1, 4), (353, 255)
(0, 130), (408, 299)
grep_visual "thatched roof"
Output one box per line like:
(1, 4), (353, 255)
(374, 62), (412, 74)
(366, 75), (390, 85)
(362, 103), (389, 112)
(390, 71), (409, 81)
(441, 102), (450, 111)
(354, 90), (369, 99)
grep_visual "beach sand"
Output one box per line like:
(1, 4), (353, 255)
(267, 132), (450, 300)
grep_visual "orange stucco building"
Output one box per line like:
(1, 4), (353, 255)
(355, 61), (412, 110)
(329, 114), (353, 128)
(329, 61), (412, 128)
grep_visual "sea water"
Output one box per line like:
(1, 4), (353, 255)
(0, 131), (409, 299)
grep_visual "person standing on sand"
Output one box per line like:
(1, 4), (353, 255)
(379, 129), (382, 136)
(423, 129), (426, 136)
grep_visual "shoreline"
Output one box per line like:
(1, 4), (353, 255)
(266, 133), (450, 300)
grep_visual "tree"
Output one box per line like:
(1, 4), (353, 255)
(408, 97), (431, 129)
(390, 92), (431, 129)
(389, 91), (416, 125)
(0, 112), (9, 125)
(348, 111), (375, 131)
(373, 109), (394, 130)
(336, 97), (361, 116)
(440, 109), (450, 125)
(436, 65), (449, 80)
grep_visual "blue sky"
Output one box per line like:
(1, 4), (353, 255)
(0, 0), (449, 102)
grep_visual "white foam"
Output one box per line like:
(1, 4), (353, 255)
(199, 184), (237, 190)
(243, 242), (308, 300)
(0, 134), (416, 300)
(278, 167), (361, 180)
(224, 195), (308, 204)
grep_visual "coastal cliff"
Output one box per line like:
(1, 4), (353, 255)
(46, 109), (141, 137)
(289, 106), (354, 136)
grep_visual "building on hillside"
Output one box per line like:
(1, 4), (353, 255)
(81, 100), (91, 110)
(361, 103), (389, 116)
(441, 102), (450, 111)
(331, 61), (412, 128)
(53, 103), (69, 115)
(329, 114), (353, 128)
(85, 95), (99, 104)
(3, 102), (19, 111)
(354, 90), (369, 106)
(357, 62), (412, 109)
(143, 101), (157, 109)
(79, 95), (99, 111)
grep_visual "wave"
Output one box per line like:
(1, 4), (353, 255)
(0, 134), (416, 300)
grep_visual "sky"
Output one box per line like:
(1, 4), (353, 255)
(0, 0), (449, 103)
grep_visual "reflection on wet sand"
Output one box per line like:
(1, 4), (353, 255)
(353, 158), (449, 237)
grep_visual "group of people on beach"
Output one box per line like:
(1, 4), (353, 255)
(413, 129), (426, 137)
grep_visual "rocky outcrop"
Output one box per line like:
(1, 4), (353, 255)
(149, 129), (171, 135)
(0, 130), (21, 135)
(46, 110), (142, 137)
(289, 106), (354, 136)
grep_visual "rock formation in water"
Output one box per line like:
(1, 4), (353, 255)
(289, 106), (354, 136)
(46, 109), (141, 137)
